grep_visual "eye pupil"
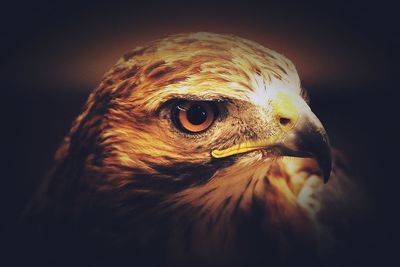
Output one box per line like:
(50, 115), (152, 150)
(172, 101), (216, 133)
(186, 105), (207, 125)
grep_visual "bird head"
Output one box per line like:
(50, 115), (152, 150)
(54, 32), (332, 264)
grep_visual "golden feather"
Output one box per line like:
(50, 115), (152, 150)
(26, 32), (366, 267)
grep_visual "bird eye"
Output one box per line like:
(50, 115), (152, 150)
(172, 101), (216, 133)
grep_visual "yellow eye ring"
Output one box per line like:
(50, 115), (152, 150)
(173, 101), (215, 133)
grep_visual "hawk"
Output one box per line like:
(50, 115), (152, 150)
(24, 32), (364, 267)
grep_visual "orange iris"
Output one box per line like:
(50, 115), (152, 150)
(176, 102), (214, 133)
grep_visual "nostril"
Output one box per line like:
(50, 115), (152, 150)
(279, 117), (291, 126)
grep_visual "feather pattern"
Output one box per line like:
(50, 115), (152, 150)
(23, 33), (367, 267)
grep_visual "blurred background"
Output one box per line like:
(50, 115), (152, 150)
(1, 0), (398, 265)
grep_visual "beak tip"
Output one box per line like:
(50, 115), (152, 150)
(323, 170), (331, 183)
(320, 152), (332, 183)
(275, 106), (333, 183)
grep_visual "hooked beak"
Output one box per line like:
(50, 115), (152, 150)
(211, 91), (332, 183)
(273, 113), (332, 183)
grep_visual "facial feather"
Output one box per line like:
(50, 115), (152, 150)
(30, 32), (340, 267)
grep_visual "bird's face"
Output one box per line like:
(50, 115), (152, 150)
(61, 33), (331, 260)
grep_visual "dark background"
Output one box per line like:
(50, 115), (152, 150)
(1, 0), (399, 266)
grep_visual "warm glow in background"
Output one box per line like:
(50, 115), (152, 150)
(1, 1), (398, 266)
(3, 2), (390, 91)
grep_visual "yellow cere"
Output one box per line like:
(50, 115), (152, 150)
(272, 91), (299, 132)
(211, 91), (300, 159)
